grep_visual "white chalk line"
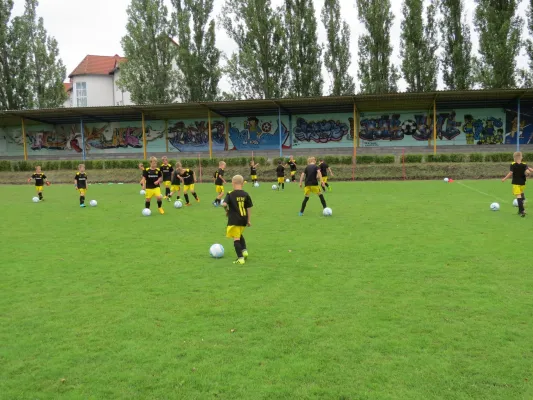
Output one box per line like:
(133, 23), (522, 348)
(454, 181), (507, 203)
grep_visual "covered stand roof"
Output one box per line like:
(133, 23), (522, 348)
(1, 89), (532, 127)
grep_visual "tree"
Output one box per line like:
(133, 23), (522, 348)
(439, 0), (472, 90)
(0, 0), (15, 109)
(357, 0), (398, 94)
(321, 0), (354, 96)
(473, 0), (522, 89)
(221, 0), (288, 99)
(171, 0), (221, 102)
(523, 0), (533, 87)
(285, 0), (322, 97)
(119, 0), (179, 104)
(400, 0), (438, 92)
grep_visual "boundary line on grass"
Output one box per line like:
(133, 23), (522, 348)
(454, 181), (507, 203)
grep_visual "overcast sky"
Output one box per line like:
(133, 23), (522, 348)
(11, 0), (531, 93)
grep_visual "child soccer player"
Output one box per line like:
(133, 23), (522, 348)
(169, 163), (182, 202)
(27, 165), (49, 201)
(222, 175), (253, 265)
(138, 163), (145, 187)
(250, 160), (259, 185)
(177, 162), (200, 205)
(299, 157), (327, 216)
(502, 151), (533, 217)
(142, 156), (165, 214)
(160, 156), (174, 200)
(288, 155), (297, 182)
(74, 164), (88, 207)
(213, 161), (227, 207)
(318, 158), (334, 192)
(276, 160), (286, 190)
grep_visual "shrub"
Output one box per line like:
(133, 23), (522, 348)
(340, 156), (353, 165)
(324, 155), (340, 165)
(13, 161), (36, 171)
(254, 156), (267, 165)
(375, 155), (395, 164)
(295, 156), (307, 166)
(469, 153), (484, 162)
(357, 155), (375, 164)
(427, 154), (450, 163)
(92, 160), (104, 169)
(485, 152), (513, 162)
(404, 154), (423, 163)
(0, 160), (11, 171)
(523, 153), (533, 162)
(449, 153), (466, 162)
(42, 161), (59, 170)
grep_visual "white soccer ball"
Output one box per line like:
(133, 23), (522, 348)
(142, 208), (151, 216)
(272, 184), (278, 190)
(513, 199), (519, 207)
(285, 178), (290, 183)
(89, 200), (97, 207)
(254, 182), (259, 187)
(209, 243), (224, 258)
(323, 207), (333, 216)
(140, 189), (146, 195)
(174, 200), (183, 209)
(490, 202), (500, 211)
(32, 196), (39, 203)
(443, 177), (449, 183)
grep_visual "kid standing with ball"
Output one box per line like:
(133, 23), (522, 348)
(502, 151), (533, 217)
(27, 165), (49, 201)
(299, 157), (327, 216)
(142, 156), (165, 214)
(74, 164), (88, 207)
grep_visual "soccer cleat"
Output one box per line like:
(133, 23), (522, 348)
(80, 204), (86, 208)
(196, 197), (200, 202)
(167, 197), (172, 202)
(212, 201), (218, 207)
(233, 258), (245, 265)
(186, 203), (191, 206)
(163, 196), (168, 199)
(158, 208), (165, 215)
(242, 250), (249, 259)
(298, 212), (304, 216)
(520, 211), (526, 217)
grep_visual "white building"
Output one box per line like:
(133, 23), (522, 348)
(64, 54), (132, 107)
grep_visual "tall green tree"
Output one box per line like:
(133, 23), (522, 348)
(357, 0), (398, 94)
(523, 0), (533, 87)
(473, 0), (522, 89)
(222, 0), (288, 99)
(171, 0), (221, 102)
(285, 0), (322, 97)
(119, 0), (178, 104)
(0, 0), (15, 109)
(321, 0), (354, 96)
(400, 0), (438, 92)
(439, 0), (472, 90)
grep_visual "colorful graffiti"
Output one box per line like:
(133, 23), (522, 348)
(504, 110), (533, 145)
(167, 120), (225, 152)
(293, 117), (350, 143)
(227, 116), (290, 150)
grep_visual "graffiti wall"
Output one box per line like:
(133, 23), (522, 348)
(167, 119), (225, 152)
(291, 113), (353, 148)
(359, 108), (506, 147)
(227, 115), (290, 151)
(504, 109), (533, 145)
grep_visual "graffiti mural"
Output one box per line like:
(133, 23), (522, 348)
(227, 116), (290, 150)
(292, 113), (352, 148)
(167, 119), (225, 152)
(504, 110), (533, 145)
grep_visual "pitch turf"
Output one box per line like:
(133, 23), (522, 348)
(1, 180), (532, 399)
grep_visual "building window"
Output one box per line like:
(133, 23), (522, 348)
(76, 82), (87, 107)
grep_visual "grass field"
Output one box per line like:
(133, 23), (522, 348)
(1, 179), (533, 400)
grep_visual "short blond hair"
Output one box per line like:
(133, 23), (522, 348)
(219, 160), (226, 167)
(514, 151), (522, 160)
(175, 161), (182, 169)
(232, 175), (244, 184)
(150, 156), (157, 162)
(78, 163), (85, 169)
(307, 156), (316, 164)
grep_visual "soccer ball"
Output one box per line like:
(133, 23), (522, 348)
(285, 178), (290, 183)
(401, 119), (419, 136)
(89, 200), (97, 207)
(174, 200), (183, 209)
(209, 243), (224, 258)
(444, 177), (449, 183)
(272, 184), (278, 190)
(490, 202), (500, 211)
(254, 182), (259, 188)
(513, 199), (519, 207)
(142, 208), (151, 216)
(140, 190), (146, 195)
(220, 201), (227, 207)
(32, 196), (39, 203)
(323, 207), (333, 216)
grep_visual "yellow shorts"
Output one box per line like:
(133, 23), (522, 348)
(322, 177), (328, 183)
(184, 184), (195, 192)
(277, 177), (284, 184)
(164, 181), (171, 188)
(171, 185), (181, 192)
(512, 185), (525, 196)
(251, 175), (257, 180)
(216, 185), (224, 194)
(78, 188), (87, 195)
(304, 185), (321, 195)
(35, 186), (43, 192)
(145, 187), (162, 199)
(226, 225), (245, 238)
(290, 171), (296, 176)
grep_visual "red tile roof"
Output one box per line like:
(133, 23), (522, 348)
(63, 83), (72, 92)
(68, 55), (127, 78)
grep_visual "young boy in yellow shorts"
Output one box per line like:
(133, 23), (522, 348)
(177, 162), (200, 205)
(169, 162), (182, 202)
(502, 151), (533, 217)
(222, 175), (253, 265)
(288, 155), (297, 182)
(213, 161), (227, 207)
(142, 156), (165, 214)
(276, 160), (286, 190)
(27, 165), (49, 201)
(249, 160), (259, 185)
(299, 157), (327, 216)
(160, 156), (174, 199)
(74, 164), (88, 207)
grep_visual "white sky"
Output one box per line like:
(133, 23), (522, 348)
(11, 0), (531, 93)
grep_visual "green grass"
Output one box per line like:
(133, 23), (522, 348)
(1, 180), (533, 399)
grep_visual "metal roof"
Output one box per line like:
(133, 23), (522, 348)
(2, 88), (532, 127)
